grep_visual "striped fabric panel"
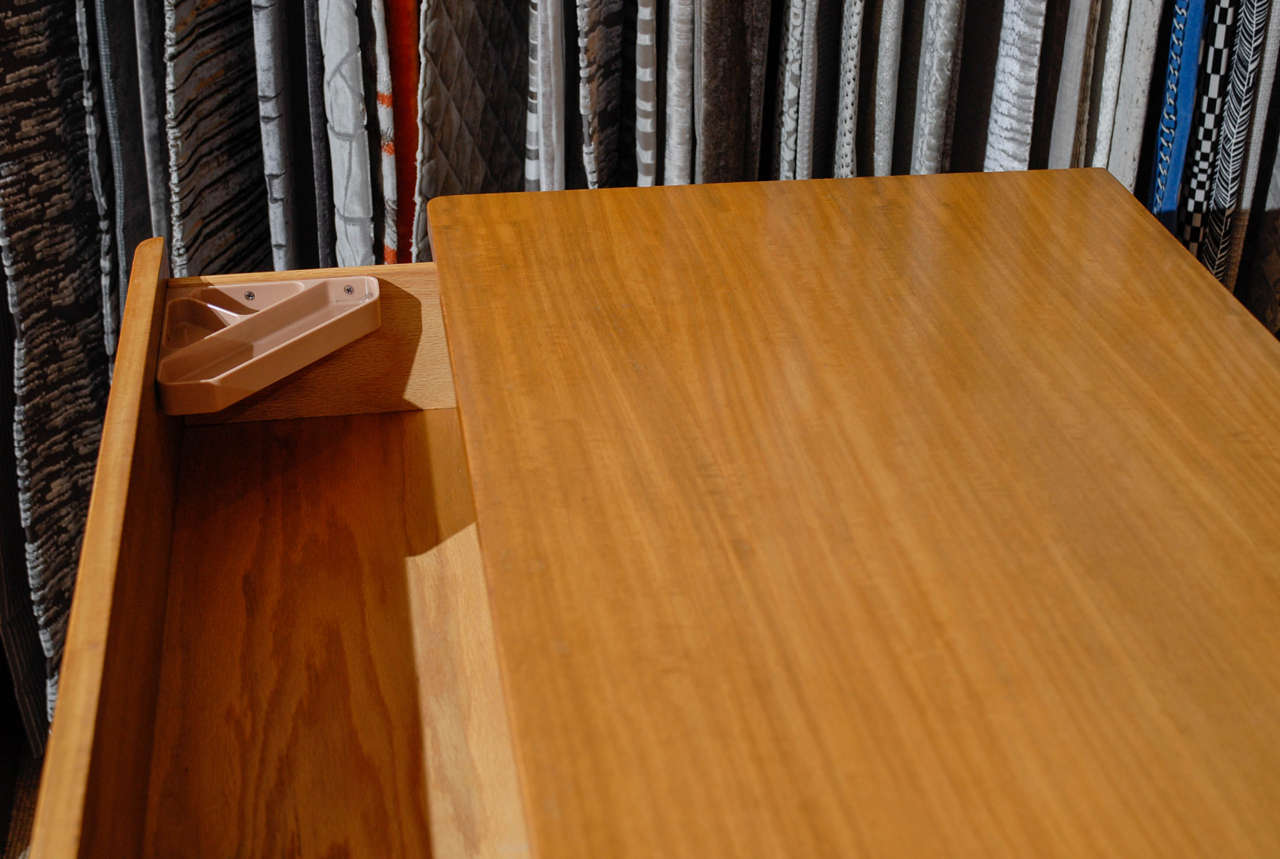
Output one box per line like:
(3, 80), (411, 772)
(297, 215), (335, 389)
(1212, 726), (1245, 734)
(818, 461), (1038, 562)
(1107, 0), (1162, 189)
(1148, 0), (1207, 219)
(163, 0), (272, 276)
(1087, 0), (1131, 167)
(984, 0), (1048, 171)
(911, 0), (966, 174)
(530, 0), (565, 190)
(832, 0), (864, 178)
(1179, 0), (1235, 256)
(663, 0), (694, 184)
(636, 0), (658, 186)
(0, 0), (110, 723)
(576, 0), (625, 189)
(251, 0), (301, 270)
(1226, 0), (1280, 289)
(1199, 0), (1269, 280)
(525, 0), (542, 190)
(372, 0), (398, 263)
(873, 0), (905, 176)
(318, 0), (375, 267)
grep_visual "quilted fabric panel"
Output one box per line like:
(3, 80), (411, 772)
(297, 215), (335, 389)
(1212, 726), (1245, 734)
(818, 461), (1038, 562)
(415, 0), (526, 208)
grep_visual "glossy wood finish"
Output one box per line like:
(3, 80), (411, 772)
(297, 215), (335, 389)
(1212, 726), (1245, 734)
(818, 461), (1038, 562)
(430, 170), (1280, 858)
(31, 238), (181, 858)
(172, 262), (455, 424)
(144, 409), (527, 857)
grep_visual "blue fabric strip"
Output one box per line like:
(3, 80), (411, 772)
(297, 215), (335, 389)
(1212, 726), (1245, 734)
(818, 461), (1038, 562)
(1149, 0), (1208, 223)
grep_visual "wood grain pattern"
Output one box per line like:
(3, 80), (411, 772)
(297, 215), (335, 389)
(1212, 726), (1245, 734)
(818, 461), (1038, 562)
(144, 409), (528, 858)
(171, 261), (455, 424)
(430, 169), (1280, 858)
(31, 238), (181, 858)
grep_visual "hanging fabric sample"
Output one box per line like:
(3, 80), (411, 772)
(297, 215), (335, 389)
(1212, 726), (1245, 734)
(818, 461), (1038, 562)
(1107, 0), (1162, 189)
(411, 0), (527, 258)
(1179, 0), (1235, 256)
(317, 0), (375, 267)
(871, 0), (905, 175)
(1198, 0), (1269, 279)
(0, 0), (111, 722)
(387, 0), (420, 256)
(911, 0), (965, 174)
(776, 0), (820, 180)
(635, 0), (658, 185)
(832, 0), (865, 178)
(1225, 0), (1280, 288)
(985, 0), (1049, 171)
(302, 0), (338, 267)
(576, 0), (626, 188)
(371, 0), (398, 263)
(663, 0), (695, 184)
(1148, 0), (1208, 225)
(1086, 0), (1131, 167)
(696, 0), (771, 182)
(163, 0), (271, 276)
(252, 0), (303, 270)
(528, 0), (566, 190)
(76, 0), (118, 357)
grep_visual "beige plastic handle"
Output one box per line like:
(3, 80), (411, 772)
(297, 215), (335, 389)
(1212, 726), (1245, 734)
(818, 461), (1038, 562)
(157, 276), (380, 415)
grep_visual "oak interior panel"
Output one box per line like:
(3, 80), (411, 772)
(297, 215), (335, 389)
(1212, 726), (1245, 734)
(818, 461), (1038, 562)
(32, 238), (182, 859)
(430, 170), (1280, 857)
(143, 409), (527, 857)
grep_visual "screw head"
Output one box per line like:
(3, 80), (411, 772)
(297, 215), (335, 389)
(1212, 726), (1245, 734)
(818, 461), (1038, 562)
(344, 284), (355, 295)
(243, 290), (255, 301)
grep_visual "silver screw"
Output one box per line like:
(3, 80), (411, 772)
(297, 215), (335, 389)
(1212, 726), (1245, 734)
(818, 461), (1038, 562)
(244, 290), (255, 301)
(344, 285), (355, 295)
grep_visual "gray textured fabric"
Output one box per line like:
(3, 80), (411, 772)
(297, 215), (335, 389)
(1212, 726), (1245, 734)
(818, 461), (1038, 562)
(1106, 0), (1160, 189)
(663, 0), (695, 184)
(1048, 0), (1099, 168)
(794, 0), (821, 178)
(873, 0), (905, 175)
(252, 0), (301, 270)
(318, 0), (375, 267)
(94, 0), (150, 327)
(303, 0), (337, 267)
(75, 0), (117, 358)
(1200, 0), (1269, 279)
(1227, 0), (1280, 288)
(985, 0), (1048, 171)
(776, 0), (813, 179)
(411, 0), (527, 258)
(133, 0), (170, 243)
(833, 0), (864, 178)
(1087, 0), (1131, 167)
(0, 0), (111, 724)
(697, 0), (771, 182)
(164, 0), (272, 275)
(1244, 161), (1280, 333)
(911, 0), (965, 174)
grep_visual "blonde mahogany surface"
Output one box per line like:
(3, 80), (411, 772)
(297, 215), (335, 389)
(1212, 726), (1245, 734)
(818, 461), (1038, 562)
(430, 170), (1280, 858)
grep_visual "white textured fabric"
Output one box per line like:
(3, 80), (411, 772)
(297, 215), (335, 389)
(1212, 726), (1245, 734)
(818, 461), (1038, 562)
(911, 0), (965, 174)
(985, 0), (1048, 171)
(318, 0), (374, 266)
(1106, 0), (1161, 188)
(536, 0), (565, 189)
(1048, 0), (1099, 168)
(794, 0), (821, 178)
(832, 0), (864, 178)
(251, 0), (298, 269)
(664, 0), (695, 184)
(873, 0), (904, 175)
(775, 0), (807, 179)
(1088, 0), (1131, 167)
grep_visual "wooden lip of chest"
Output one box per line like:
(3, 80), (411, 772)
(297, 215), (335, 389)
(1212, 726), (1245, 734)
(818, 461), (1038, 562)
(28, 238), (528, 858)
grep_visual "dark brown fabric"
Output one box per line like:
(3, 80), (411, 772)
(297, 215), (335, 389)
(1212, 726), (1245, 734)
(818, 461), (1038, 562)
(696, 0), (771, 182)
